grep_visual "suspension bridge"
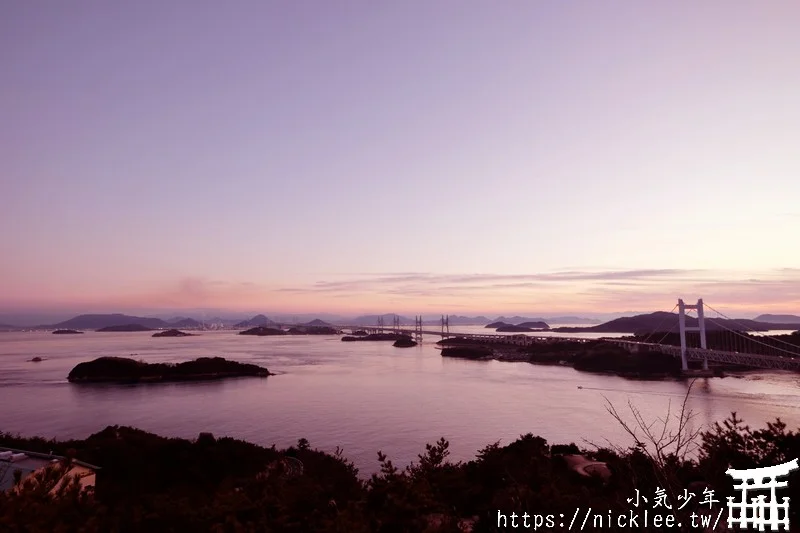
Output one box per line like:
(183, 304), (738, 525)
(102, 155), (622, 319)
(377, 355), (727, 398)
(333, 299), (800, 372)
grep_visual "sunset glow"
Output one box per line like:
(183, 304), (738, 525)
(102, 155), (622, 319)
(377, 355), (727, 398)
(2, 2), (799, 318)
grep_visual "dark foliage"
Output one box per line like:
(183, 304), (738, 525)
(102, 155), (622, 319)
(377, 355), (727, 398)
(440, 346), (493, 359)
(1, 415), (798, 531)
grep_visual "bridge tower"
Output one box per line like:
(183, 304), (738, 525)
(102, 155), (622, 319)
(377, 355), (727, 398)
(414, 316), (423, 343)
(678, 298), (708, 371)
(392, 315), (400, 334)
(441, 315), (450, 338)
(376, 316), (384, 335)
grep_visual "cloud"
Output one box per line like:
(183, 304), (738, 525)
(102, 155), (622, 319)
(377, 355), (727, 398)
(269, 268), (800, 312)
(16, 268), (799, 315)
(276, 269), (713, 294)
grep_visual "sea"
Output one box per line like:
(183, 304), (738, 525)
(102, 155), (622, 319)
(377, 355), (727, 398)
(1, 326), (799, 475)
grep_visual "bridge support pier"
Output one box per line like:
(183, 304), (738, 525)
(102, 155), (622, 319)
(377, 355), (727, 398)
(678, 298), (708, 371)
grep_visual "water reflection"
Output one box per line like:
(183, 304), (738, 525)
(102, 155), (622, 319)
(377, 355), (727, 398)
(1, 331), (799, 474)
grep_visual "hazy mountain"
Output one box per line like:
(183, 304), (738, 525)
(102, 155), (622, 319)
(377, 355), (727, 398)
(493, 316), (543, 324)
(202, 317), (243, 326)
(443, 315), (492, 325)
(169, 318), (202, 328)
(0, 313), (76, 327)
(544, 316), (601, 325)
(304, 319), (332, 327)
(553, 312), (800, 334)
(97, 324), (155, 332)
(350, 314), (414, 326)
(267, 314), (350, 324)
(44, 314), (170, 330)
(754, 314), (800, 324)
(0, 323), (18, 331)
(234, 314), (276, 328)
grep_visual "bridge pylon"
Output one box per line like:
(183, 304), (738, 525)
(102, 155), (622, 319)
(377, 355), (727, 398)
(392, 315), (400, 334)
(678, 298), (708, 371)
(441, 315), (450, 338)
(414, 316), (423, 343)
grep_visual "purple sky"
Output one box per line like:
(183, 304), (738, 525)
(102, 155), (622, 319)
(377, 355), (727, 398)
(2, 2), (799, 316)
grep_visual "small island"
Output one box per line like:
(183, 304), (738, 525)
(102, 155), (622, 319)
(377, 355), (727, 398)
(392, 336), (418, 348)
(341, 333), (408, 342)
(516, 321), (549, 329)
(67, 356), (273, 383)
(52, 329), (84, 335)
(487, 321), (549, 331)
(287, 326), (339, 335)
(152, 329), (195, 337)
(97, 324), (154, 332)
(239, 327), (287, 336)
(441, 346), (494, 359)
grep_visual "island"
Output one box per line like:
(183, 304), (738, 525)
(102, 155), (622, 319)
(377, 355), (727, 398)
(487, 321), (549, 331)
(67, 356), (273, 383)
(287, 326), (339, 335)
(437, 338), (686, 378)
(97, 324), (155, 332)
(238, 326), (287, 336)
(392, 336), (418, 347)
(152, 329), (195, 337)
(52, 329), (84, 335)
(516, 321), (549, 329)
(341, 333), (408, 342)
(441, 346), (494, 359)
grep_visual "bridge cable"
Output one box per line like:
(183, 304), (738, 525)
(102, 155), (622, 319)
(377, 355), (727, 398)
(704, 317), (800, 357)
(704, 307), (799, 357)
(703, 302), (800, 351)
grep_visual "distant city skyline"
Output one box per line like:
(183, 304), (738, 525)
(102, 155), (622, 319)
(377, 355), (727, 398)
(2, 2), (799, 315)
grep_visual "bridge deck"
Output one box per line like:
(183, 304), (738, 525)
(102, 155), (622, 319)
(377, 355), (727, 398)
(606, 339), (800, 371)
(334, 325), (800, 371)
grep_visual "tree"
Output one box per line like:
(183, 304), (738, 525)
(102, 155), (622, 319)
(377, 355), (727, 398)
(597, 380), (702, 531)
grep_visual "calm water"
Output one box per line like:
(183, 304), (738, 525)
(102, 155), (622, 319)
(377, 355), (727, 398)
(1, 330), (799, 475)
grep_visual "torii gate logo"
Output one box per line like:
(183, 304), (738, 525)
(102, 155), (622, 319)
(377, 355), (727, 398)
(727, 459), (799, 530)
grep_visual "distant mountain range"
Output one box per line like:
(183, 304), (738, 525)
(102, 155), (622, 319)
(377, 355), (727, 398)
(553, 312), (800, 334)
(754, 314), (800, 325)
(2, 311), (795, 333)
(492, 316), (599, 325)
(43, 314), (171, 330)
(343, 314), (599, 326)
(169, 318), (202, 328)
(234, 314), (276, 328)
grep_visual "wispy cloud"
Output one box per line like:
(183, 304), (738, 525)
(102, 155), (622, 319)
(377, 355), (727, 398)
(16, 268), (799, 315)
(276, 269), (715, 294)
(270, 268), (800, 312)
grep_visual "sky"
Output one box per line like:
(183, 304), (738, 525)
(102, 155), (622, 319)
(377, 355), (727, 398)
(1, 1), (799, 317)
